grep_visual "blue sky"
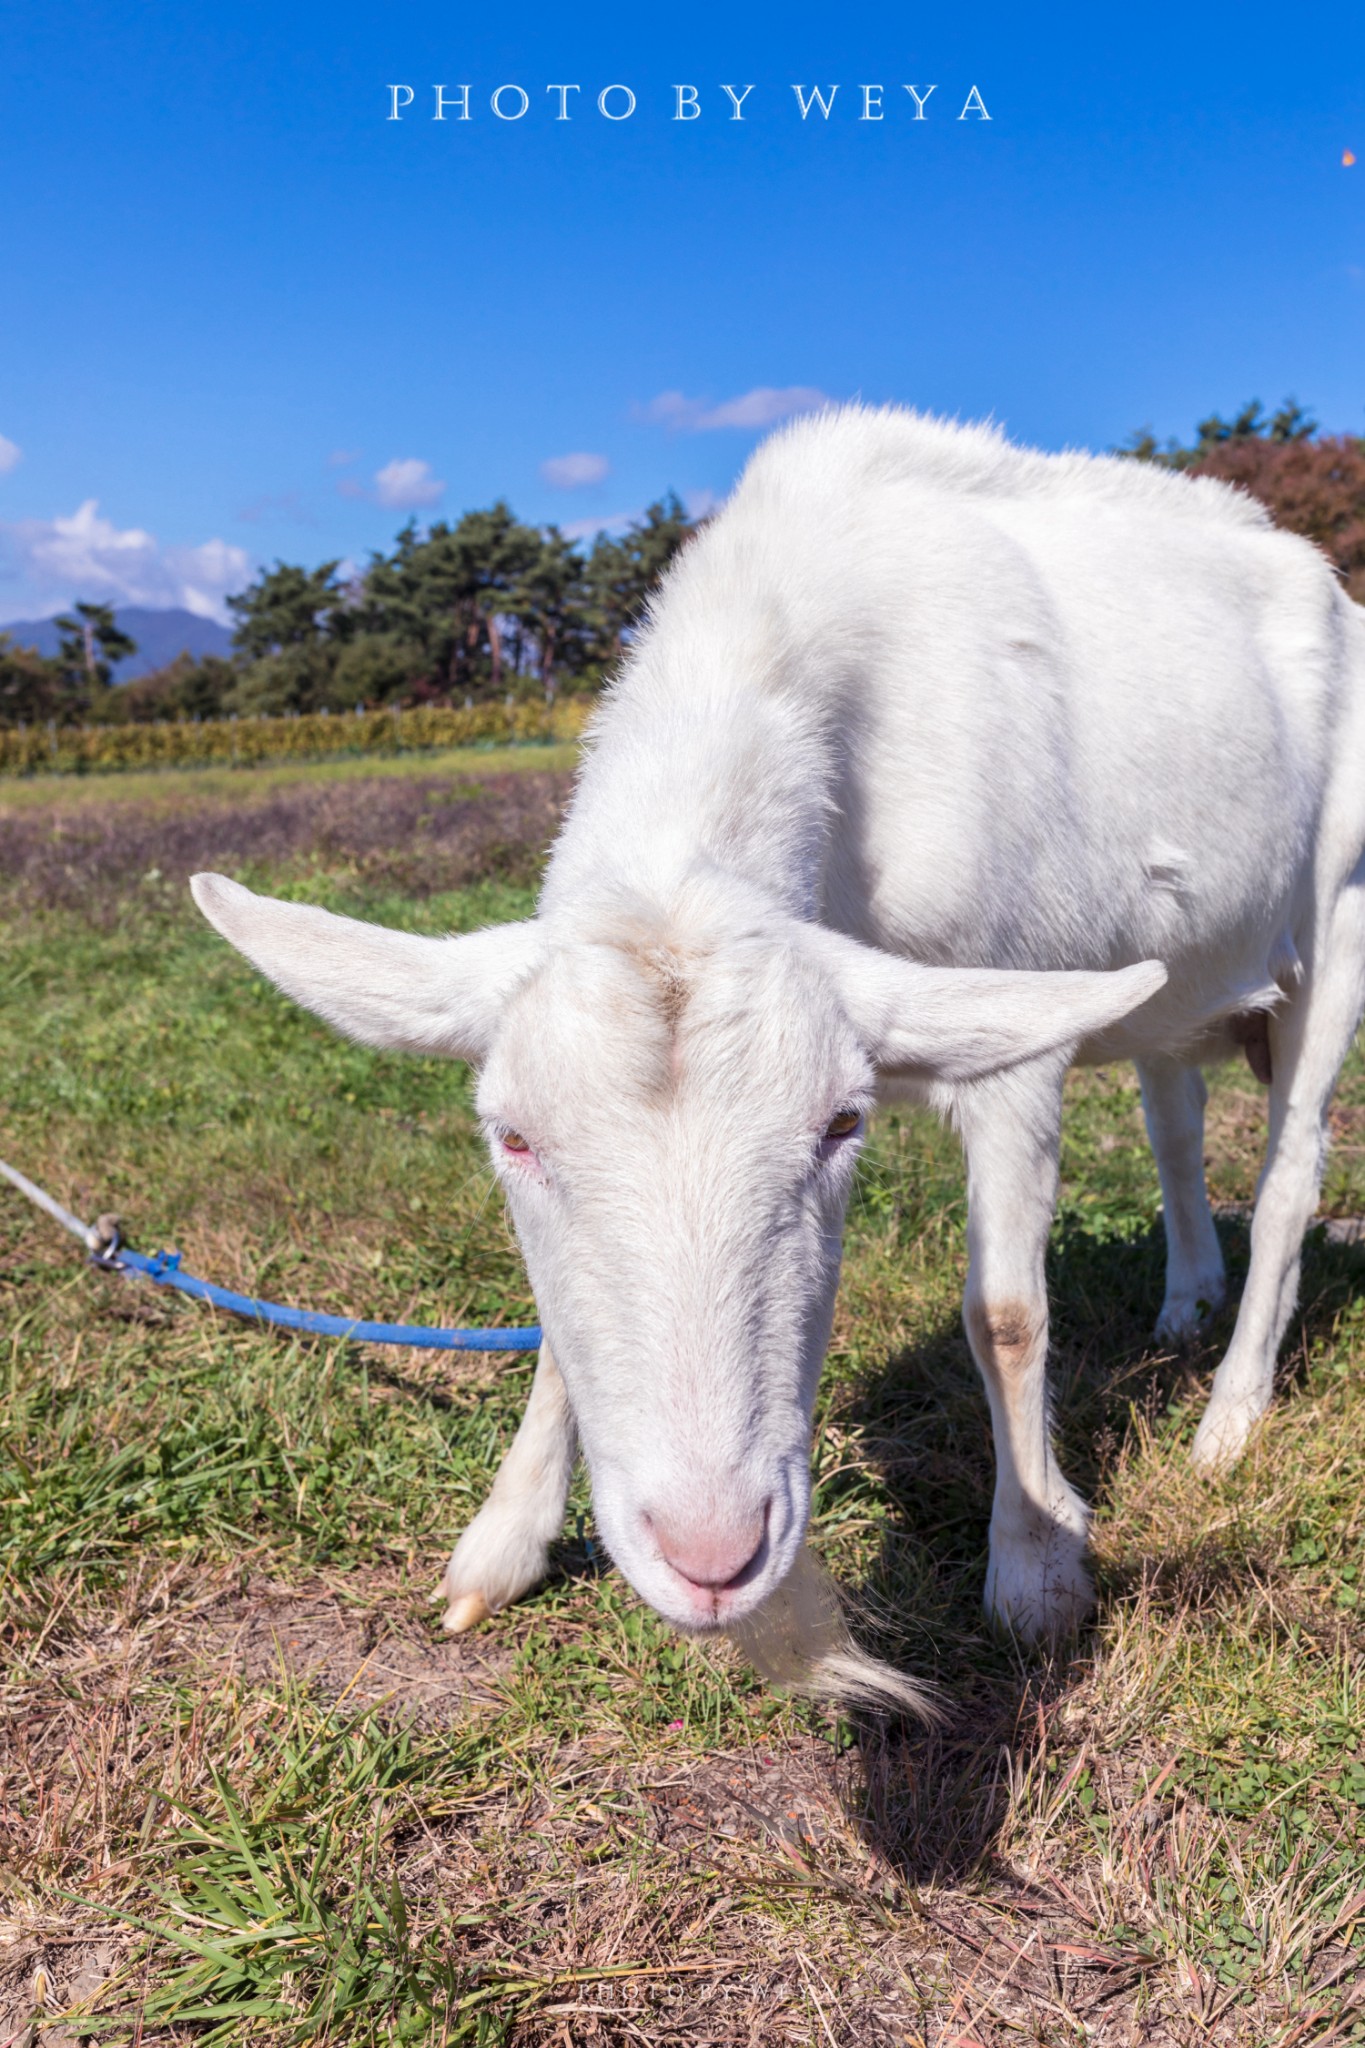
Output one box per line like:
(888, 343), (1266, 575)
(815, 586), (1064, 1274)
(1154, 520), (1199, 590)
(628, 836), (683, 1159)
(0, 0), (1361, 623)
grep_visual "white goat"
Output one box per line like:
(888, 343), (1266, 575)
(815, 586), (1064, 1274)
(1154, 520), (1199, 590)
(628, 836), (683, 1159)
(192, 406), (1365, 1713)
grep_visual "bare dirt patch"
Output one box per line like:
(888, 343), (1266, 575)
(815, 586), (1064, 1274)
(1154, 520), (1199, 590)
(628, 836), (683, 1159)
(0, 1934), (120, 2048)
(3, 1556), (1357, 2043)
(197, 1574), (510, 1720)
(640, 1735), (849, 1853)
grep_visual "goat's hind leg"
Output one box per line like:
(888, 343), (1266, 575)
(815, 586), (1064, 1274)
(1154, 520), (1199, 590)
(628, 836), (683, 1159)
(1192, 884), (1365, 1473)
(1137, 1056), (1226, 1343)
(442, 1339), (577, 1631)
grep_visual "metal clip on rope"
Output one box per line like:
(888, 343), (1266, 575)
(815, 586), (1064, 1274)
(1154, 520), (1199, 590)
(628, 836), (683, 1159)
(0, 1155), (541, 1353)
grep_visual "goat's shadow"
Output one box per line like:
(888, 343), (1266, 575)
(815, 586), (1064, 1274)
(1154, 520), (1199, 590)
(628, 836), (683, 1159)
(832, 1211), (1365, 1887)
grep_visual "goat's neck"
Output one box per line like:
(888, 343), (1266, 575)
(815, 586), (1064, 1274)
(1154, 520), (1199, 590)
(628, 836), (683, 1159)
(544, 628), (837, 924)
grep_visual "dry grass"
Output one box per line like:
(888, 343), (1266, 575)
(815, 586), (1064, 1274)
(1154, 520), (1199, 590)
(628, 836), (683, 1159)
(0, 763), (571, 921)
(2, 758), (1364, 2044)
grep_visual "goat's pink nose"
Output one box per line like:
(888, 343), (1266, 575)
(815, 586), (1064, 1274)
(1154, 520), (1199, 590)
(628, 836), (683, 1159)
(647, 1504), (770, 1591)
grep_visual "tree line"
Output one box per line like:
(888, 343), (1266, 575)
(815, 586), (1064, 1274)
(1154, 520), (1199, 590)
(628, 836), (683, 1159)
(2, 404), (1363, 730)
(0, 495), (696, 728)
(1123, 399), (1365, 602)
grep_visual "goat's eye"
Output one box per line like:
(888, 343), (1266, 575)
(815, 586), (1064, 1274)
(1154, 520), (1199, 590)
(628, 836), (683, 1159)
(501, 1129), (531, 1154)
(824, 1109), (862, 1140)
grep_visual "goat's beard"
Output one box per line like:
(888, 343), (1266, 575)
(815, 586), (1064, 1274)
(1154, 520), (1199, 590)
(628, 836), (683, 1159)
(723, 1545), (943, 1722)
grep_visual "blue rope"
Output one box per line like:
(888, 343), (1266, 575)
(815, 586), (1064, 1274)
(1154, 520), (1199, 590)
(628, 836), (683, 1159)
(114, 1248), (543, 1351)
(0, 1153), (541, 1353)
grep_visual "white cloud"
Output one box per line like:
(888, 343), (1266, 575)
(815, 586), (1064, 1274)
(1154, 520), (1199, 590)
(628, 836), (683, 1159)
(372, 457), (445, 509)
(0, 434), (21, 475)
(541, 451), (610, 489)
(328, 447), (361, 467)
(0, 500), (251, 621)
(638, 385), (831, 433)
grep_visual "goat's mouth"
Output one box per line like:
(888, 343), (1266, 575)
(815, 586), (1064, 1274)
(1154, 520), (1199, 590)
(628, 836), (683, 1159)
(620, 1498), (792, 1633)
(662, 1536), (774, 1632)
(589, 1452), (811, 1635)
(656, 1577), (774, 1634)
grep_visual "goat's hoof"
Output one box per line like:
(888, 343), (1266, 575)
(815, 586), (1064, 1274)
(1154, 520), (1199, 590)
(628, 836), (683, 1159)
(1154, 1277), (1226, 1347)
(1190, 1401), (1261, 1476)
(985, 1571), (1094, 1646)
(985, 1504), (1093, 1644)
(442, 1590), (494, 1633)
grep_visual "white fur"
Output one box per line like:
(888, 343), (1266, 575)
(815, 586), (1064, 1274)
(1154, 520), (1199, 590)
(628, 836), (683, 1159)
(191, 404), (1365, 1708)
(441, 1340), (577, 1626)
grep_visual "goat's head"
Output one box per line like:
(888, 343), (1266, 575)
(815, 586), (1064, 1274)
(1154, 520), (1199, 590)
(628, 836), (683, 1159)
(191, 871), (1162, 1637)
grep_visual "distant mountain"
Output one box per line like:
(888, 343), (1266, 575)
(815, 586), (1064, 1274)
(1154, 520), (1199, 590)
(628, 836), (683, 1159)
(0, 606), (234, 681)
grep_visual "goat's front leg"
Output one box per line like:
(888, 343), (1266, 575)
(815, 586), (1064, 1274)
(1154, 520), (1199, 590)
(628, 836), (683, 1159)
(441, 1339), (577, 1632)
(958, 1060), (1091, 1641)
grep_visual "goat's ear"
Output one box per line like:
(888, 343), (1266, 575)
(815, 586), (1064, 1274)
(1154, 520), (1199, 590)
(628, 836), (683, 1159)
(190, 873), (541, 1061)
(806, 927), (1166, 1082)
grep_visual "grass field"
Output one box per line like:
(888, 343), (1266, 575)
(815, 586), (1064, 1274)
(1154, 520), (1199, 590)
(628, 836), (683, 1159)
(2, 750), (1365, 2044)
(0, 744), (579, 816)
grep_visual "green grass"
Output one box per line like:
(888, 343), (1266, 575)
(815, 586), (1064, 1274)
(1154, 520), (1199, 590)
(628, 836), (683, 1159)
(3, 758), (1365, 2042)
